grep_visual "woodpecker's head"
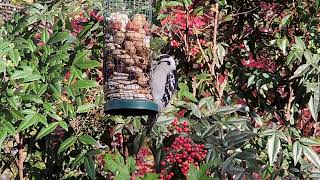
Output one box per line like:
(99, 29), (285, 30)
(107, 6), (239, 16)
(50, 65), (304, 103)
(156, 54), (176, 71)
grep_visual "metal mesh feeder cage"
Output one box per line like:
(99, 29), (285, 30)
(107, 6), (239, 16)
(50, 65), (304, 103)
(104, 0), (158, 116)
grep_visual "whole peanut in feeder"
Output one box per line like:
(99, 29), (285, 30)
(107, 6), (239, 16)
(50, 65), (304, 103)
(104, 0), (158, 116)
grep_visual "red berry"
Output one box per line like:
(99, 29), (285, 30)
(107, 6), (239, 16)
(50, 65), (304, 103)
(160, 161), (166, 166)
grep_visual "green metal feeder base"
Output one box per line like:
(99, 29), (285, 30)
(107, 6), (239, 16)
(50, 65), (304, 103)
(104, 99), (159, 116)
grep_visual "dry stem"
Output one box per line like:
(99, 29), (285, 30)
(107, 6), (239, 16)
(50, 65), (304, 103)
(15, 134), (25, 180)
(285, 84), (295, 123)
(210, 3), (219, 75)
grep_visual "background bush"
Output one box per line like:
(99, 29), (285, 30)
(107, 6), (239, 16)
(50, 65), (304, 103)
(0, 0), (319, 179)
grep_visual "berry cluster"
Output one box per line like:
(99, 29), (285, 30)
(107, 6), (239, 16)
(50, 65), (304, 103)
(160, 136), (207, 180)
(132, 147), (155, 179)
(170, 118), (189, 133)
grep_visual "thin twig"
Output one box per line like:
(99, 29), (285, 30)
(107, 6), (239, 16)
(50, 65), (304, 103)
(229, 7), (259, 17)
(210, 3), (219, 75)
(196, 34), (209, 62)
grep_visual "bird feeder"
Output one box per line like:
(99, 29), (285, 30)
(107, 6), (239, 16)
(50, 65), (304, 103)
(104, 0), (158, 116)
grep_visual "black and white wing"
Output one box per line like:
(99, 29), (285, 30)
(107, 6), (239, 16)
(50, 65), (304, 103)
(161, 70), (177, 108)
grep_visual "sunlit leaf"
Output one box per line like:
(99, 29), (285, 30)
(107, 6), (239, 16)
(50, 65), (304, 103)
(267, 133), (281, 166)
(293, 141), (302, 166)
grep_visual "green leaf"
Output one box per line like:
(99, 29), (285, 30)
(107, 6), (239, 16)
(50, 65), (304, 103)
(9, 109), (24, 120)
(277, 38), (288, 55)
(279, 14), (291, 29)
(308, 86), (319, 122)
(188, 163), (200, 180)
(267, 133), (281, 166)
(183, 0), (192, 6)
(71, 153), (86, 169)
(48, 32), (69, 44)
(127, 156), (136, 173)
(47, 113), (62, 121)
(190, 104), (201, 118)
(217, 43), (226, 64)
(59, 121), (68, 131)
(41, 29), (49, 43)
(224, 130), (255, 148)
(73, 51), (90, 64)
(58, 136), (77, 154)
(76, 104), (96, 113)
(143, 173), (160, 180)
(84, 155), (96, 180)
(294, 36), (306, 50)
(300, 138), (320, 146)
(43, 102), (56, 113)
(79, 135), (98, 145)
(1, 121), (15, 135)
(303, 146), (320, 168)
(11, 70), (32, 80)
(216, 106), (238, 115)
(74, 60), (101, 69)
(104, 154), (120, 173)
(292, 141), (302, 166)
(166, 1), (184, 7)
(182, 91), (198, 102)
(17, 114), (38, 132)
(36, 122), (59, 139)
(290, 64), (310, 79)
(72, 80), (98, 89)
(178, 83), (189, 91)
(0, 131), (7, 149)
(8, 49), (21, 66)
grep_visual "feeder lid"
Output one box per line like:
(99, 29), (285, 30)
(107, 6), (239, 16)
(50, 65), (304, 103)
(105, 99), (159, 116)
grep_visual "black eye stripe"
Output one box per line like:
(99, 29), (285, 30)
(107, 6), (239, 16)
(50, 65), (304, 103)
(156, 54), (172, 61)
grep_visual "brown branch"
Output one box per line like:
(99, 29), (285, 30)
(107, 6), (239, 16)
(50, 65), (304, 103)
(196, 34), (209, 63)
(229, 7), (259, 17)
(210, 3), (219, 75)
(15, 134), (25, 180)
(285, 84), (295, 122)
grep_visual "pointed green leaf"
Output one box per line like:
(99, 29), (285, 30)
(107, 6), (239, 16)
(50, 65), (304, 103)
(290, 64), (310, 79)
(36, 122), (59, 140)
(17, 114), (38, 132)
(72, 80), (98, 89)
(59, 121), (68, 131)
(303, 146), (320, 168)
(58, 136), (77, 154)
(79, 135), (98, 145)
(71, 153), (86, 169)
(74, 60), (101, 69)
(308, 86), (319, 122)
(76, 104), (96, 113)
(279, 14), (291, 29)
(267, 133), (281, 166)
(217, 43), (226, 64)
(187, 163), (200, 180)
(8, 49), (21, 66)
(84, 155), (96, 180)
(0, 131), (7, 149)
(41, 28), (49, 43)
(48, 32), (69, 44)
(293, 141), (302, 166)
(73, 51), (90, 64)
(1, 121), (15, 135)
